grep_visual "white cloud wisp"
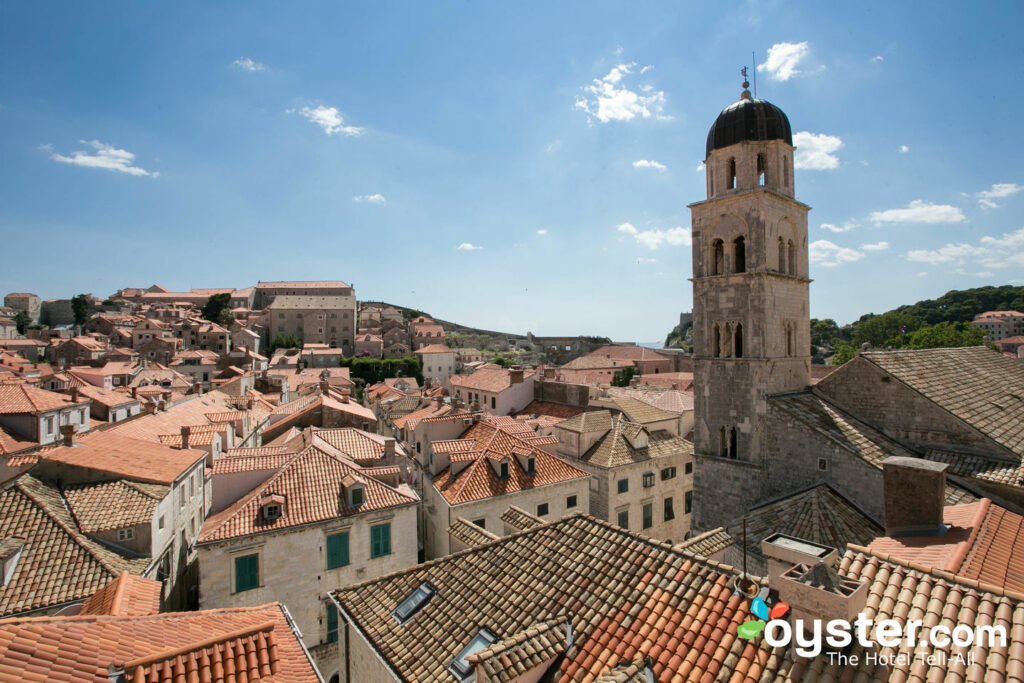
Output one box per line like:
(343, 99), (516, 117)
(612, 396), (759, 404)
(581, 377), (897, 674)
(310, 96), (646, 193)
(758, 42), (810, 81)
(617, 222), (691, 250)
(296, 106), (363, 136)
(50, 140), (157, 177)
(793, 131), (842, 170)
(869, 200), (965, 224)
(575, 62), (668, 123)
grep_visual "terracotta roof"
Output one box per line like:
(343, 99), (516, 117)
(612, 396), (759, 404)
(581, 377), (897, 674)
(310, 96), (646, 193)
(414, 344), (452, 354)
(392, 403), (451, 430)
(923, 448), (1024, 490)
(450, 367), (536, 393)
(555, 411), (613, 434)
(312, 427), (404, 461)
(383, 376), (420, 390)
(212, 453), (296, 475)
(0, 384), (81, 414)
(447, 518), (500, 548)
(467, 615), (568, 681)
(500, 505), (545, 532)
(334, 513), (1024, 682)
(157, 423), (224, 447)
(577, 415), (693, 469)
(0, 427), (35, 455)
(79, 572), (162, 617)
(42, 432), (205, 485)
(434, 422), (590, 505)
(673, 527), (734, 558)
(322, 393), (377, 421)
(605, 387), (694, 413)
(75, 384), (137, 409)
(0, 474), (149, 616)
(198, 444), (417, 544)
(516, 401), (584, 420)
(0, 603), (320, 682)
(858, 346), (1024, 457)
(62, 479), (168, 534)
(609, 396), (679, 424)
(225, 446), (292, 458)
(869, 498), (1024, 593)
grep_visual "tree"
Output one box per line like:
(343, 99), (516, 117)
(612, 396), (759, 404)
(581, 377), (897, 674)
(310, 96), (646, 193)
(339, 356), (424, 386)
(492, 355), (513, 368)
(611, 366), (638, 387)
(888, 321), (989, 350)
(268, 334), (301, 353)
(201, 293), (232, 325)
(13, 311), (29, 335)
(71, 294), (91, 327)
(217, 309), (235, 328)
(851, 311), (923, 348)
(830, 342), (857, 366)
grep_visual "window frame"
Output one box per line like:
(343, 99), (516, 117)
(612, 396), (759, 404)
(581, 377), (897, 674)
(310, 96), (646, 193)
(566, 494), (577, 509)
(234, 553), (260, 593)
(536, 502), (549, 517)
(370, 523), (392, 559)
(326, 531), (350, 570)
(617, 478), (629, 494)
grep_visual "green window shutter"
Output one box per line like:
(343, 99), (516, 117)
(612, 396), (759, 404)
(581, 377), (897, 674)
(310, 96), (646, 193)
(371, 523), (391, 558)
(235, 554), (259, 592)
(326, 532), (349, 569)
(326, 603), (339, 643)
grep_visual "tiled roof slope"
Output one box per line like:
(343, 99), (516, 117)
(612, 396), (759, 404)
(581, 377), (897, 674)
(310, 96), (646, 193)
(198, 444), (417, 544)
(79, 572), (161, 617)
(869, 499), (1024, 593)
(555, 410), (613, 434)
(725, 484), (884, 569)
(0, 475), (148, 616)
(605, 387), (694, 413)
(468, 616), (568, 682)
(861, 346), (1024, 457)
(673, 527), (734, 558)
(580, 417), (693, 469)
(62, 479), (168, 534)
(923, 448), (1024, 490)
(500, 505), (545, 532)
(0, 603), (320, 682)
(447, 518), (500, 548)
(450, 367), (535, 392)
(0, 384), (80, 413)
(609, 396), (679, 424)
(434, 422), (590, 505)
(313, 427), (405, 460)
(42, 431), (204, 485)
(334, 514), (1024, 682)
(516, 401), (584, 420)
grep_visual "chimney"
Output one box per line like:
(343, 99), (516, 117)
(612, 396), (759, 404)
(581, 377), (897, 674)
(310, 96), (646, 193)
(131, 387), (138, 399)
(775, 561), (868, 632)
(319, 380), (330, 396)
(193, 382), (203, 396)
(434, 396), (443, 409)
(543, 367), (555, 380)
(383, 438), (396, 458)
(69, 386), (79, 404)
(882, 456), (948, 537)
(180, 425), (191, 450)
(509, 365), (524, 384)
(340, 388), (350, 404)
(59, 424), (77, 447)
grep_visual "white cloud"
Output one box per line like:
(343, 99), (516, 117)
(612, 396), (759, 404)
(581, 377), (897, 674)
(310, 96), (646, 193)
(975, 183), (1022, 209)
(536, 229), (548, 235)
(907, 227), (1024, 270)
(809, 240), (864, 267)
(696, 162), (705, 172)
(860, 241), (889, 251)
(353, 194), (386, 205)
(575, 62), (668, 123)
(872, 55), (884, 64)
(869, 200), (965, 224)
(899, 145), (909, 153)
(793, 131), (842, 170)
(50, 140), (157, 177)
(820, 220), (858, 233)
(637, 257), (657, 264)
(457, 243), (483, 251)
(757, 42), (810, 81)
(296, 105), (363, 136)
(617, 222), (690, 250)
(632, 159), (667, 172)
(233, 57), (265, 72)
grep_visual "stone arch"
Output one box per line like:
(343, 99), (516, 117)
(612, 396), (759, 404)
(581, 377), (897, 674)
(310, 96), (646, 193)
(719, 426), (728, 457)
(734, 323), (744, 358)
(778, 237), (786, 273)
(712, 324), (721, 358)
(722, 323), (732, 358)
(729, 427), (738, 459)
(733, 236), (746, 273)
(711, 239), (724, 275)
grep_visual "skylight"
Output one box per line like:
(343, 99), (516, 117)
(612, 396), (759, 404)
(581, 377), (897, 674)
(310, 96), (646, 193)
(392, 581), (437, 624)
(448, 627), (498, 680)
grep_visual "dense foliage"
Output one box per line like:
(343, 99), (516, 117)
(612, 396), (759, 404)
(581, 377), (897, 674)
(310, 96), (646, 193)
(201, 293), (234, 327)
(611, 366), (638, 387)
(339, 356), (424, 386)
(13, 311), (30, 335)
(71, 294), (91, 327)
(268, 334), (301, 353)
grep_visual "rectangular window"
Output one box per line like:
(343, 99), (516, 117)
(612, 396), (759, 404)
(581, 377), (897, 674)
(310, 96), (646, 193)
(371, 523), (391, 558)
(473, 519), (486, 529)
(537, 503), (549, 517)
(566, 495), (577, 509)
(234, 553), (259, 592)
(642, 472), (655, 488)
(664, 497), (675, 521)
(660, 467), (677, 480)
(685, 490), (693, 514)
(617, 478), (629, 494)
(490, 396), (496, 409)
(117, 528), (134, 541)
(685, 462), (693, 475)
(617, 510), (629, 529)
(642, 503), (653, 529)
(326, 602), (338, 643)
(326, 532), (350, 569)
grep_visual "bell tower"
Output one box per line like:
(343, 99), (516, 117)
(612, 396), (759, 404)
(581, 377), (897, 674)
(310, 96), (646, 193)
(688, 76), (812, 532)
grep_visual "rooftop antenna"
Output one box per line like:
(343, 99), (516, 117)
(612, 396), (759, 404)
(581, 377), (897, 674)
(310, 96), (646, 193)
(752, 51), (757, 98)
(742, 516), (749, 592)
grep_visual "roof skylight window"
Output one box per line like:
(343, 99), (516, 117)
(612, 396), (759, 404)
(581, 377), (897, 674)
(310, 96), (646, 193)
(392, 581), (437, 624)
(448, 626), (498, 680)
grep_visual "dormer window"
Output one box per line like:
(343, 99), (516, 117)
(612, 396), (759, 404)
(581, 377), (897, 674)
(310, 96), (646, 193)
(263, 504), (281, 521)
(448, 627), (498, 680)
(526, 456), (536, 475)
(499, 460), (509, 480)
(392, 581), (437, 624)
(350, 486), (365, 507)
(260, 493), (285, 521)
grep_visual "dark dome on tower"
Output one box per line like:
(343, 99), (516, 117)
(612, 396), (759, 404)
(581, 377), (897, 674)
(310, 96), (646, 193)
(705, 93), (792, 158)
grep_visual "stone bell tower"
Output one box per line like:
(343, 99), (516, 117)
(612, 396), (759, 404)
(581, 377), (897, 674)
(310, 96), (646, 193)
(688, 76), (812, 532)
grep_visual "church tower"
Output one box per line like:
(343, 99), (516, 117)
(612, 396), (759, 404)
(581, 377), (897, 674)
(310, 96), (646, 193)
(688, 77), (812, 531)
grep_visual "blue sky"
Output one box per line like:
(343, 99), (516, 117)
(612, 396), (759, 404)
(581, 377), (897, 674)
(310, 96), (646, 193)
(2, 2), (1022, 341)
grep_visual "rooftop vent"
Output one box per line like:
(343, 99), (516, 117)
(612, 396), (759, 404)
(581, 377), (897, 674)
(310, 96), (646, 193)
(882, 456), (948, 537)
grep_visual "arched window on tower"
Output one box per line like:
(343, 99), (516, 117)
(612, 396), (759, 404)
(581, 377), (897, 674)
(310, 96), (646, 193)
(719, 427), (728, 457)
(728, 158), (737, 189)
(722, 324), (732, 358)
(711, 239), (724, 275)
(778, 237), (786, 273)
(734, 323), (743, 358)
(712, 325), (720, 358)
(733, 237), (746, 273)
(729, 427), (738, 459)
(788, 240), (797, 276)
(757, 153), (766, 186)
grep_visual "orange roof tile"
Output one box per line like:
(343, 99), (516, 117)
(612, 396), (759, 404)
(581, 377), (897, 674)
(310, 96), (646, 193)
(0, 384), (83, 414)
(62, 479), (168, 534)
(450, 367), (536, 393)
(42, 431), (205, 485)
(79, 572), (162, 617)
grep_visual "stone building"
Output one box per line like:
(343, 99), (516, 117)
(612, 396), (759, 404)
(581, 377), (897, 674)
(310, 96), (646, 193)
(414, 343), (456, 386)
(266, 294), (357, 353)
(3, 292), (41, 324)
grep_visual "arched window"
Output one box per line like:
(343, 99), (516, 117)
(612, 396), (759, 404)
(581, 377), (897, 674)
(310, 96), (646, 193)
(712, 325), (720, 358)
(733, 236), (746, 273)
(729, 427), (738, 459)
(719, 427), (728, 457)
(778, 237), (786, 273)
(722, 324), (732, 358)
(711, 239), (724, 275)
(786, 324), (793, 356)
(728, 158), (737, 189)
(757, 153), (766, 186)
(788, 240), (797, 276)
(734, 323), (743, 358)
(783, 155), (789, 187)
